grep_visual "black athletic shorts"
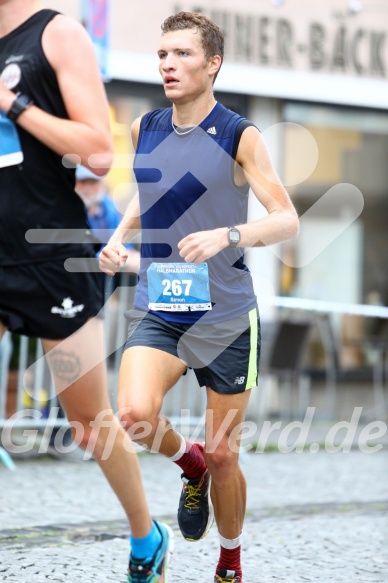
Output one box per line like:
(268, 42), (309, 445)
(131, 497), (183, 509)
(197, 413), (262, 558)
(0, 258), (104, 339)
(123, 308), (261, 395)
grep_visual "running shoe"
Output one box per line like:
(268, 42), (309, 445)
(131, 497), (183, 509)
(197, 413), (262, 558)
(177, 444), (214, 541)
(214, 570), (242, 582)
(128, 522), (174, 583)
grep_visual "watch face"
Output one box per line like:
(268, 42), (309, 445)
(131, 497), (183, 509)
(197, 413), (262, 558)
(228, 228), (240, 246)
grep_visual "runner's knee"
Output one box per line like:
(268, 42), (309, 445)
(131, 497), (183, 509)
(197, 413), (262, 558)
(204, 439), (239, 481)
(118, 400), (160, 430)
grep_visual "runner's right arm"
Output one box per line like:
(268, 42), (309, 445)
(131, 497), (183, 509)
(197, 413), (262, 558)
(99, 117), (142, 276)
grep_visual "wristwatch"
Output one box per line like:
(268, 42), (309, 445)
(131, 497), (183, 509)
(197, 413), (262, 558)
(6, 92), (33, 122)
(227, 226), (241, 248)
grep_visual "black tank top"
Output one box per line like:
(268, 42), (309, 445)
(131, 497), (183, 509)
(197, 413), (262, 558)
(0, 9), (98, 266)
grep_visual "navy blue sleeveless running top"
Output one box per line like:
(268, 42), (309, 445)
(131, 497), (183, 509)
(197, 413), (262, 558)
(133, 102), (258, 324)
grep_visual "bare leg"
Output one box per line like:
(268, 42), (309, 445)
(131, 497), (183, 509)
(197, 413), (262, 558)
(204, 388), (251, 539)
(118, 344), (251, 538)
(42, 317), (152, 538)
(118, 345), (187, 456)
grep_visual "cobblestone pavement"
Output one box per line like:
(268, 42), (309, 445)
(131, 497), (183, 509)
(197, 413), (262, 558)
(0, 449), (387, 582)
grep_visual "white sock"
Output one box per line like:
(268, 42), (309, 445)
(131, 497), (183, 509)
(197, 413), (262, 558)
(219, 533), (243, 549)
(169, 432), (187, 462)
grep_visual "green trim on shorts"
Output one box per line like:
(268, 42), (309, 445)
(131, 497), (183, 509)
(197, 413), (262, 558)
(245, 308), (258, 390)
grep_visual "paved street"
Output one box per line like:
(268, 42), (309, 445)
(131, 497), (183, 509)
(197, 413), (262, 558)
(0, 445), (387, 582)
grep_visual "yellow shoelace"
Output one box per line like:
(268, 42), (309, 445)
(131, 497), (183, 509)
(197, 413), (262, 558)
(183, 482), (202, 509)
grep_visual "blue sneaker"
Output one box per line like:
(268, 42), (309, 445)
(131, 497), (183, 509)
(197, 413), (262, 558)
(128, 522), (174, 582)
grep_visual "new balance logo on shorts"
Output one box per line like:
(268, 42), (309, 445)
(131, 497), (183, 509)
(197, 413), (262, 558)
(234, 376), (246, 385)
(207, 126), (217, 135)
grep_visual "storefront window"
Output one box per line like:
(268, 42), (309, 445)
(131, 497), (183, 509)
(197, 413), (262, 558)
(279, 102), (388, 369)
(281, 102), (388, 308)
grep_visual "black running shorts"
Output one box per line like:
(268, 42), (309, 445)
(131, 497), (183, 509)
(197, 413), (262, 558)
(0, 258), (104, 339)
(123, 308), (261, 395)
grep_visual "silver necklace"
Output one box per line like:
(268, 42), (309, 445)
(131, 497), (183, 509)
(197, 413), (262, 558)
(171, 101), (218, 136)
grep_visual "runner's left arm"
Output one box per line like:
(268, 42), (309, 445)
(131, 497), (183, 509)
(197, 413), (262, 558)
(178, 125), (299, 264)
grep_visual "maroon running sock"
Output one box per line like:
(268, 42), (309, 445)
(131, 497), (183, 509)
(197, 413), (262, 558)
(216, 545), (242, 579)
(172, 441), (206, 480)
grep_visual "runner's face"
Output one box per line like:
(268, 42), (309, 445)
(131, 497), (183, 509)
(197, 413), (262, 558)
(158, 29), (211, 103)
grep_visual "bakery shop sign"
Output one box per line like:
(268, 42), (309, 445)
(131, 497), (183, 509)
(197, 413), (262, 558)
(174, 4), (386, 78)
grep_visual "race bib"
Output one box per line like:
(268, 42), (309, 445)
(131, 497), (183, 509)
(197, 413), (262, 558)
(0, 110), (23, 168)
(147, 262), (212, 312)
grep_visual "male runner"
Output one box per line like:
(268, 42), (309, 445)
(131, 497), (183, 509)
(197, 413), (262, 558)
(100, 11), (299, 583)
(0, 1), (173, 581)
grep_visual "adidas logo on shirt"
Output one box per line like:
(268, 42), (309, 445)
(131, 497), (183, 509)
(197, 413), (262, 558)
(207, 126), (217, 135)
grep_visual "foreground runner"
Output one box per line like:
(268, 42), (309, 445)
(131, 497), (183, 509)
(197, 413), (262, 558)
(0, 1), (172, 580)
(100, 11), (299, 583)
